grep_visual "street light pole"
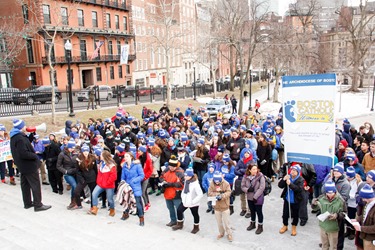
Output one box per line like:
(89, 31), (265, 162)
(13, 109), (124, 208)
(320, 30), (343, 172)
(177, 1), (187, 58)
(267, 71), (270, 100)
(65, 40), (75, 117)
(248, 65), (253, 111)
(371, 72), (375, 111)
(193, 66), (196, 100)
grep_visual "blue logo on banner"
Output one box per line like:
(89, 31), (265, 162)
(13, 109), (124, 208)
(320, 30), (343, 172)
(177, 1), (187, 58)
(284, 100), (296, 122)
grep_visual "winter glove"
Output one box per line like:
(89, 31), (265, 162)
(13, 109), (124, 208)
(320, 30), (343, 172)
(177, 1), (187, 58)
(327, 213), (338, 220)
(163, 182), (174, 188)
(216, 195), (222, 201)
(247, 186), (254, 192)
(260, 160), (267, 165)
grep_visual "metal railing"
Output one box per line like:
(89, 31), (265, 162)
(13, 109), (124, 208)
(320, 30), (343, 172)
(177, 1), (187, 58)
(0, 83), (232, 117)
(41, 54), (136, 65)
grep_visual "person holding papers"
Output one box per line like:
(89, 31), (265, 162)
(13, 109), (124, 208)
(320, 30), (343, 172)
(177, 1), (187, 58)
(311, 180), (346, 250)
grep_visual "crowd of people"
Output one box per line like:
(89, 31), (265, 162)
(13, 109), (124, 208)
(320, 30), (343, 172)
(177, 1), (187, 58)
(1, 100), (375, 249)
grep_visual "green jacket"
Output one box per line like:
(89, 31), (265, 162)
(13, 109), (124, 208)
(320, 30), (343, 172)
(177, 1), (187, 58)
(312, 193), (345, 233)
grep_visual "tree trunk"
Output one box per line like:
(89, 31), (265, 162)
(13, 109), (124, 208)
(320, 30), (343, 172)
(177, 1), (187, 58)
(166, 53), (171, 106)
(212, 68), (217, 99)
(273, 74), (280, 103)
(350, 46), (359, 91)
(48, 44), (56, 125)
(229, 45), (234, 91)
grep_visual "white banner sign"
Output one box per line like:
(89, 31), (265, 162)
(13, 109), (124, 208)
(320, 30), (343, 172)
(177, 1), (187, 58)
(120, 45), (129, 65)
(282, 73), (336, 167)
(0, 140), (12, 163)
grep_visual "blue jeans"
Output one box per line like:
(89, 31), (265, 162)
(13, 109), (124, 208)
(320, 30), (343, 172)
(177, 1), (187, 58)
(165, 198), (182, 223)
(135, 196), (144, 217)
(0, 160), (14, 180)
(64, 175), (77, 198)
(92, 186), (115, 209)
(196, 170), (206, 190)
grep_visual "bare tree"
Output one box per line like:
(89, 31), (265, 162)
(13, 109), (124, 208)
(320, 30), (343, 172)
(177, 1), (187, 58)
(337, 1), (375, 91)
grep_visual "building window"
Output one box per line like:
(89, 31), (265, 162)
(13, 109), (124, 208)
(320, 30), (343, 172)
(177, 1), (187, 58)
(108, 41), (113, 59)
(78, 10), (84, 26)
(118, 65), (123, 78)
(22, 4), (28, 24)
(117, 40), (121, 55)
(123, 16), (127, 31)
(96, 67), (102, 81)
(110, 66), (114, 80)
(80, 40), (87, 61)
(126, 65), (130, 74)
(92, 11), (98, 27)
(44, 39), (55, 60)
(106, 13), (111, 28)
(0, 38), (5, 52)
(61, 7), (68, 25)
(115, 15), (119, 29)
(43, 5), (51, 24)
(26, 39), (34, 63)
(150, 48), (154, 66)
(121, 0), (126, 8)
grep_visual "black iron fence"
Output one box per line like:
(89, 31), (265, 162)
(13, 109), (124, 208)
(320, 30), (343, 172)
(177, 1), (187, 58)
(0, 82), (233, 117)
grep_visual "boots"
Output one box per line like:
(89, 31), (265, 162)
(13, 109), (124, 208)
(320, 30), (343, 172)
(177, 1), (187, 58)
(9, 177), (16, 185)
(247, 221), (256, 231)
(255, 224), (263, 235)
(191, 224), (200, 234)
(67, 198), (77, 210)
(279, 225), (288, 234)
(229, 205), (234, 215)
(121, 211), (129, 220)
(139, 216), (145, 226)
(109, 208), (115, 217)
(291, 225), (297, 236)
(172, 220), (184, 231)
(89, 206), (98, 215)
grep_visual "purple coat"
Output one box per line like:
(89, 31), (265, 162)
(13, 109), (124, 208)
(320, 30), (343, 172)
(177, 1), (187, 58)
(241, 172), (265, 205)
(209, 146), (218, 161)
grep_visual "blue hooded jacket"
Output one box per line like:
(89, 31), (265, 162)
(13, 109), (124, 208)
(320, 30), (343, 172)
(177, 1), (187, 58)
(219, 164), (236, 184)
(121, 161), (144, 197)
(342, 124), (353, 147)
(202, 168), (214, 192)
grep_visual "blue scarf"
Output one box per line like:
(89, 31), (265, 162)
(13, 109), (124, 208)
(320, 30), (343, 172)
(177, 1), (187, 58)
(285, 174), (299, 204)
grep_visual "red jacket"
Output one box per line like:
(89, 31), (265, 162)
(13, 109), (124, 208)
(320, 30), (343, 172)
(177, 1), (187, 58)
(96, 161), (117, 189)
(143, 153), (153, 180)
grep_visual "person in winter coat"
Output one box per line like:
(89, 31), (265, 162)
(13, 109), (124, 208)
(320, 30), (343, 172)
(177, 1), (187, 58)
(336, 139), (348, 162)
(257, 134), (272, 178)
(32, 135), (48, 185)
(311, 180), (346, 250)
(278, 164), (305, 236)
(138, 145), (153, 211)
(57, 140), (78, 209)
(220, 154), (236, 215)
(0, 124), (15, 185)
(345, 167), (362, 240)
(208, 171), (233, 242)
(202, 163), (215, 213)
(343, 151), (366, 181)
(192, 137), (210, 188)
(235, 149), (254, 217)
(113, 143), (126, 193)
(160, 137), (178, 167)
(297, 162), (317, 226)
(362, 141), (375, 173)
(10, 119), (51, 211)
(353, 184), (375, 249)
(42, 138), (62, 194)
(89, 150), (117, 217)
(241, 164), (266, 235)
(226, 129), (245, 162)
(160, 155), (185, 227)
(72, 145), (97, 209)
(177, 146), (191, 171)
(120, 152), (145, 226)
(312, 164), (331, 199)
(357, 140), (370, 165)
(342, 123), (353, 148)
(172, 168), (203, 234)
(148, 142), (162, 196)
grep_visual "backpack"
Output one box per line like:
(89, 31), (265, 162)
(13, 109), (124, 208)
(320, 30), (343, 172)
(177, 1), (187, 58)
(263, 176), (272, 196)
(271, 148), (278, 161)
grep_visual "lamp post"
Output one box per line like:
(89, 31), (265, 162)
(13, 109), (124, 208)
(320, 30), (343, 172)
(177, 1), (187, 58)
(371, 72), (375, 111)
(248, 65), (253, 111)
(193, 66), (196, 100)
(267, 71), (270, 100)
(65, 40), (75, 117)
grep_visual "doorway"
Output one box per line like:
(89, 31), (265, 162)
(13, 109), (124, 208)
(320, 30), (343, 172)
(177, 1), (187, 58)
(82, 69), (93, 88)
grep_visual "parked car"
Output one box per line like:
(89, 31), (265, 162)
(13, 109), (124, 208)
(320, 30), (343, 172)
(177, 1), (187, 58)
(138, 87), (154, 96)
(123, 86), (136, 97)
(0, 88), (20, 104)
(13, 86), (62, 105)
(77, 85), (113, 102)
(205, 98), (232, 116)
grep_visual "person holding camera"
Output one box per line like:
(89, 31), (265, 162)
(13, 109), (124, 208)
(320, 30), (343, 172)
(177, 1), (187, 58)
(208, 171), (233, 242)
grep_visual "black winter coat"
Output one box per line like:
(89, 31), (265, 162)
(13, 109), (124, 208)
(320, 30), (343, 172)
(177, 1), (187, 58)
(226, 137), (245, 161)
(57, 150), (77, 175)
(301, 163), (317, 187)
(76, 154), (97, 184)
(43, 143), (61, 170)
(10, 132), (40, 174)
(278, 176), (305, 202)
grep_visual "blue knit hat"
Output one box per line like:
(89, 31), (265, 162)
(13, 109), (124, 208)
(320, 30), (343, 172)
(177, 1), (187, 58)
(224, 129), (230, 136)
(324, 180), (336, 193)
(104, 118), (111, 124)
(359, 184), (375, 199)
(116, 143), (125, 153)
(290, 164), (301, 175)
(346, 152), (356, 161)
(180, 132), (188, 142)
(185, 168), (194, 177)
(367, 170), (375, 181)
(81, 144), (90, 152)
(193, 127), (200, 135)
(129, 143), (137, 155)
(116, 112), (122, 117)
(147, 138), (155, 147)
(42, 137), (50, 145)
(240, 125), (246, 131)
(13, 119), (25, 130)
(137, 132), (145, 139)
(0, 124), (5, 131)
(333, 162), (344, 175)
(138, 145), (147, 153)
(218, 145), (225, 153)
(223, 154), (231, 162)
(198, 137), (205, 145)
(345, 167), (355, 178)
(94, 147), (103, 156)
(67, 139), (76, 149)
(208, 162), (215, 170)
(158, 129), (167, 139)
(213, 171), (222, 183)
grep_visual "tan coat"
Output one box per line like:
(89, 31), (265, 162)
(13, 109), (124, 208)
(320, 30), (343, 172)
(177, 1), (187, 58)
(362, 153), (375, 173)
(208, 179), (231, 212)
